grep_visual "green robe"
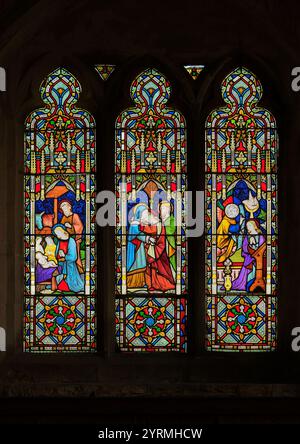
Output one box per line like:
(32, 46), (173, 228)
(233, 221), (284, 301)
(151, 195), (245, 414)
(164, 215), (176, 273)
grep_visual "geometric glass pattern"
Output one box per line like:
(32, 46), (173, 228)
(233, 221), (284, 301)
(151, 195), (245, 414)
(24, 68), (97, 352)
(205, 67), (278, 351)
(116, 298), (187, 352)
(115, 68), (187, 352)
(94, 64), (116, 81)
(184, 64), (205, 80)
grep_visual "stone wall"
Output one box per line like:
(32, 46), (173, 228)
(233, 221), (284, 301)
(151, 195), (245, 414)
(0, 0), (300, 422)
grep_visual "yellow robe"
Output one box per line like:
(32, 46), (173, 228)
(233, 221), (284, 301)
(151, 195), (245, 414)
(217, 215), (237, 263)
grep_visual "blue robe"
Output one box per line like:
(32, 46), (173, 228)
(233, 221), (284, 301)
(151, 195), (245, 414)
(56, 237), (84, 293)
(127, 204), (148, 273)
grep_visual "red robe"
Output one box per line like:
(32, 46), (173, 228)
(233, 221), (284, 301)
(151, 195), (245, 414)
(141, 223), (175, 292)
(56, 240), (70, 292)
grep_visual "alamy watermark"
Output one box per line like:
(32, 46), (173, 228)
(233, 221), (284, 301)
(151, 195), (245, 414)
(291, 67), (300, 91)
(0, 67), (6, 92)
(291, 327), (300, 351)
(96, 187), (204, 238)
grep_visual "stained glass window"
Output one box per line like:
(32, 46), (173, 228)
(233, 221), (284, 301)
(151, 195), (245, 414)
(94, 64), (116, 81)
(184, 65), (205, 80)
(205, 67), (278, 351)
(24, 68), (97, 352)
(115, 68), (187, 352)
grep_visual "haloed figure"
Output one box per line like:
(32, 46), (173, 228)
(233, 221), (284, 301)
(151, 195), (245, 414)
(126, 203), (148, 289)
(231, 219), (266, 292)
(52, 224), (84, 293)
(59, 200), (84, 273)
(140, 208), (175, 292)
(217, 203), (240, 262)
(159, 201), (176, 279)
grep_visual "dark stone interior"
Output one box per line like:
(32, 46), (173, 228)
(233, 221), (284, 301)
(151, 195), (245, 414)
(0, 0), (300, 423)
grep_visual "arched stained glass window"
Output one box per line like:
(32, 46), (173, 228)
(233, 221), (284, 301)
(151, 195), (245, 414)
(24, 68), (97, 352)
(115, 68), (187, 352)
(205, 67), (278, 351)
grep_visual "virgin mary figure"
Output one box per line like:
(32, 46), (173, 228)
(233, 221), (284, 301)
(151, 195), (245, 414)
(126, 203), (149, 289)
(52, 224), (84, 293)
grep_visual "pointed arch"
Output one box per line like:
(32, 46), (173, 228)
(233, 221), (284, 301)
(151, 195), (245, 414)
(24, 68), (97, 352)
(205, 67), (278, 352)
(115, 68), (187, 352)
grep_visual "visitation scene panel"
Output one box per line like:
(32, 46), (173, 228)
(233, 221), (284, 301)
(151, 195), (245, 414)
(205, 67), (278, 351)
(115, 68), (187, 352)
(24, 68), (96, 352)
(116, 174), (187, 295)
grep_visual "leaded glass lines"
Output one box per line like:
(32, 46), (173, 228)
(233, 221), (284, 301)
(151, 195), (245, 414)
(205, 67), (278, 351)
(24, 68), (97, 352)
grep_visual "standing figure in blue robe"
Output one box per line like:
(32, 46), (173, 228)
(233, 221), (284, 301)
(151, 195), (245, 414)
(126, 203), (149, 289)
